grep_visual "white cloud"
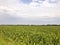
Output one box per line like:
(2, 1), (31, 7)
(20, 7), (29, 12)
(40, 0), (57, 7)
(0, 0), (60, 24)
(0, 0), (59, 17)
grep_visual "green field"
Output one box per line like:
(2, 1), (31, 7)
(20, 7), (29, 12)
(0, 25), (60, 45)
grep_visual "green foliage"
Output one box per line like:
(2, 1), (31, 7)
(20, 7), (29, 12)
(0, 25), (60, 45)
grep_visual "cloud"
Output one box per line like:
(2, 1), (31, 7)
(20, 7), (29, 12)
(0, 14), (60, 24)
(0, 0), (60, 24)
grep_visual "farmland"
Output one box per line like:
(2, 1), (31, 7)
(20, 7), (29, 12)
(0, 25), (60, 45)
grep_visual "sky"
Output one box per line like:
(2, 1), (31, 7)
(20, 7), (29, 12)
(0, 0), (60, 24)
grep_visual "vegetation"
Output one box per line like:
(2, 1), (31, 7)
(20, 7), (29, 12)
(0, 25), (60, 45)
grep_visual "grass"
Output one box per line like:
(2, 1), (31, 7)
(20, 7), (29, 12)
(0, 25), (60, 45)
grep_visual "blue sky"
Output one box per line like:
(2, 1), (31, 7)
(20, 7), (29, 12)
(21, 0), (32, 4)
(0, 0), (60, 24)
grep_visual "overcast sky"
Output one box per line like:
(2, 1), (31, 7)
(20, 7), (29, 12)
(0, 0), (60, 24)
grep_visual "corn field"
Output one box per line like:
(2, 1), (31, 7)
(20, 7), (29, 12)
(0, 25), (60, 45)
